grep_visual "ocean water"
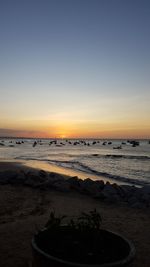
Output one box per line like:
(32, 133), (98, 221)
(0, 138), (150, 186)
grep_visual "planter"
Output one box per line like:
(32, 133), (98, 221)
(32, 226), (135, 267)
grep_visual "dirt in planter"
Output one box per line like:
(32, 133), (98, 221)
(35, 228), (131, 264)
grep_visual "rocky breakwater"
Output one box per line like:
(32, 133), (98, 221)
(0, 169), (150, 208)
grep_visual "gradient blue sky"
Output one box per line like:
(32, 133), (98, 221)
(0, 0), (150, 138)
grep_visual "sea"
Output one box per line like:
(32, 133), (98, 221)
(0, 138), (150, 187)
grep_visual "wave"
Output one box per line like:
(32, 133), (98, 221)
(48, 159), (149, 186)
(47, 153), (150, 161)
(15, 156), (149, 186)
(104, 154), (150, 160)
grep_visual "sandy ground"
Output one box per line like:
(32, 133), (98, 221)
(0, 162), (150, 267)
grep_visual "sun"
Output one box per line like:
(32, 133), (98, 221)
(57, 134), (67, 139)
(60, 134), (67, 139)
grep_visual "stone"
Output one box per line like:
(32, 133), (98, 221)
(102, 184), (118, 195)
(98, 183), (121, 202)
(9, 171), (26, 185)
(121, 185), (137, 199)
(24, 174), (41, 187)
(68, 176), (81, 190)
(39, 170), (47, 178)
(80, 178), (101, 196)
(52, 180), (70, 192)
(112, 183), (125, 198)
(128, 196), (138, 206)
(95, 180), (105, 190)
(0, 171), (17, 184)
(140, 185), (150, 195)
(48, 172), (64, 182)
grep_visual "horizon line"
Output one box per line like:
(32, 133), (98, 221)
(0, 136), (149, 140)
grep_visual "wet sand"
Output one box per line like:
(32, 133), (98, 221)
(0, 158), (131, 185)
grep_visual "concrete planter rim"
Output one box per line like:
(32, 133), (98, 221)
(32, 228), (136, 267)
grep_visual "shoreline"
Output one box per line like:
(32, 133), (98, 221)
(0, 161), (150, 209)
(0, 158), (134, 186)
(0, 137), (149, 188)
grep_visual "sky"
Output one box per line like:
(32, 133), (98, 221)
(0, 0), (150, 139)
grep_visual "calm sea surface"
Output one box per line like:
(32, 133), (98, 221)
(0, 138), (150, 186)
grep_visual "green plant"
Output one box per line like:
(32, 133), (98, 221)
(45, 210), (66, 229)
(45, 209), (102, 231)
(76, 209), (102, 230)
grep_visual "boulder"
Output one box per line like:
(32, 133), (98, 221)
(98, 184), (121, 202)
(9, 171), (26, 185)
(95, 180), (105, 190)
(0, 171), (17, 184)
(102, 183), (118, 195)
(128, 196), (139, 206)
(112, 183), (125, 198)
(68, 176), (82, 190)
(140, 185), (150, 195)
(80, 178), (102, 196)
(39, 170), (47, 178)
(121, 185), (137, 199)
(136, 186), (150, 205)
(48, 172), (65, 182)
(24, 173), (43, 187)
(52, 179), (70, 192)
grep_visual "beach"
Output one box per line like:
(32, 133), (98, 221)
(0, 138), (150, 187)
(0, 161), (150, 267)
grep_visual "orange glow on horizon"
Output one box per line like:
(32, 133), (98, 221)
(0, 126), (149, 139)
(0, 117), (150, 139)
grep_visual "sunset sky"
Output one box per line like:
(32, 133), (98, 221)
(0, 0), (150, 139)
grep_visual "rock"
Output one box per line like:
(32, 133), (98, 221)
(112, 183), (126, 198)
(128, 196), (138, 205)
(48, 172), (65, 182)
(99, 184), (121, 202)
(103, 184), (118, 195)
(0, 171), (17, 184)
(42, 172), (71, 192)
(39, 170), (47, 178)
(52, 180), (70, 192)
(121, 185), (137, 199)
(140, 194), (150, 203)
(9, 171), (26, 185)
(1, 165), (149, 209)
(79, 178), (105, 197)
(68, 176), (82, 190)
(140, 185), (150, 195)
(136, 186), (150, 205)
(95, 180), (105, 190)
(24, 173), (43, 187)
